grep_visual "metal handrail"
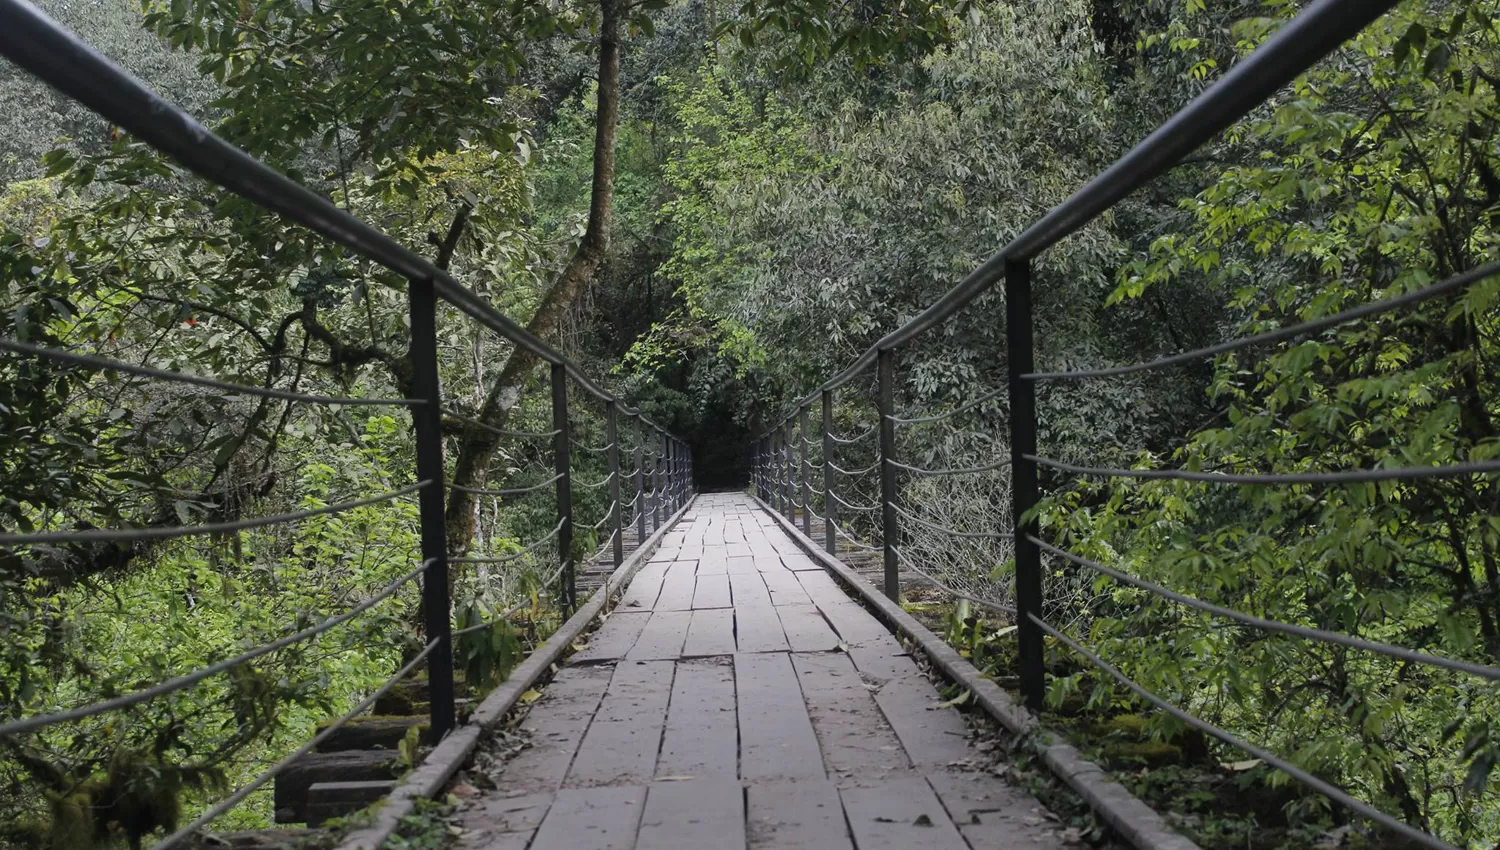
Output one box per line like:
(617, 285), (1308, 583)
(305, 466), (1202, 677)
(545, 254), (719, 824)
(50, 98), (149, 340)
(0, 6), (697, 823)
(742, 5), (1474, 848)
(0, 0), (673, 434)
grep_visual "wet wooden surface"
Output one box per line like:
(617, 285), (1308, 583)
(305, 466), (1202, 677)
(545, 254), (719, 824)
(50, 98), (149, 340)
(458, 493), (1066, 850)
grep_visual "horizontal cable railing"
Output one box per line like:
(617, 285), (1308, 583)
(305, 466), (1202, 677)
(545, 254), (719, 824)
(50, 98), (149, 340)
(0, 4), (697, 844)
(0, 337), (421, 406)
(744, 2), (1479, 848)
(0, 482), (429, 545)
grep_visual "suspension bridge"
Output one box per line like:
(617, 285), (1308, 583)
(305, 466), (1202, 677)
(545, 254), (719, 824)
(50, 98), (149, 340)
(2, 0), (1497, 848)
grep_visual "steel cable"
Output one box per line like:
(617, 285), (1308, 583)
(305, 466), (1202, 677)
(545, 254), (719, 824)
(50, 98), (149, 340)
(829, 460), (881, 477)
(0, 482), (430, 546)
(0, 337), (419, 406)
(0, 559), (432, 738)
(1030, 615), (1458, 850)
(1026, 260), (1500, 381)
(828, 491), (880, 513)
(151, 639), (441, 850)
(887, 386), (1005, 426)
(1027, 455), (1500, 485)
(893, 504), (1013, 540)
(576, 471), (617, 489)
(892, 547), (1016, 615)
(1031, 537), (1500, 681)
(449, 474), (563, 498)
(450, 518), (566, 564)
(829, 426), (877, 445)
(441, 409), (560, 440)
(886, 457), (1012, 477)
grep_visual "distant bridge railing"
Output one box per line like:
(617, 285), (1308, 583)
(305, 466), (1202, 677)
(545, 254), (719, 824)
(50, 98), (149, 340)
(0, 2), (691, 846)
(751, 2), (1498, 850)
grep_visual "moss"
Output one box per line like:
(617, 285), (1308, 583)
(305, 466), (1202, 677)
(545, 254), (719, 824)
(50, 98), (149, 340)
(1106, 740), (1183, 766)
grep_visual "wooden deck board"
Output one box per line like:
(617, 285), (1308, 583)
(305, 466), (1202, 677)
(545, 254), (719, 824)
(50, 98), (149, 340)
(746, 780), (854, 850)
(656, 658), (738, 780)
(840, 777), (970, 850)
(458, 492), (1057, 850)
(637, 778), (746, 850)
(735, 652), (824, 783)
(530, 786), (646, 850)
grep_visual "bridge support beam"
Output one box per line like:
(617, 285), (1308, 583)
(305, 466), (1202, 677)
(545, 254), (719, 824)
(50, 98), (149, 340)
(407, 277), (455, 741)
(1006, 256), (1044, 712)
(552, 363), (575, 612)
(799, 405), (812, 536)
(607, 401), (623, 568)
(877, 348), (900, 602)
(821, 389), (836, 555)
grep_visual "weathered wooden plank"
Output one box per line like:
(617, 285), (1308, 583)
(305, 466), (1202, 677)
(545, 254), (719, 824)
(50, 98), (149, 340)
(754, 556), (789, 573)
(726, 555), (759, 575)
(791, 571), (852, 607)
(572, 611), (652, 663)
(817, 603), (905, 652)
(760, 570), (812, 607)
(839, 777), (969, 850)
(734, 602), (789, 654)
(682, 608), (737, 658)
(530, 785), (647, 850)
(728, 572), (773, 608)
(636, 778), (746, 850)
(775, 605), (841, 653)
(735, 652), (823, 782)
(790, 651), (911, 784)
(779, 552), (823, 572)
(617, 562), (669, 611)
(848, 649), (974, 768)
(695, 549), (729, 575)
(692, 573), (732, 609)
(625, 611), (692, 662)
(566, 661), (674, 787)
(926, 773), (1067, 850)
(744, 780), (851, 850)
(656, 658), (737, 780)
(652, 567), (698, 612)
(745, 780), (853, 850)
(490, 666), (614, 796)
(459, 791), (553, 841)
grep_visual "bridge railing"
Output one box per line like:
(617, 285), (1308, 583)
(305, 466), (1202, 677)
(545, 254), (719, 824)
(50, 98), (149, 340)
(752, 2), (1498, 849)
(0, 1), (691, 844)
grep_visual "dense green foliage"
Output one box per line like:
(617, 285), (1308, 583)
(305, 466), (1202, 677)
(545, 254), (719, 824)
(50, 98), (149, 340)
(2, 0), (1498, 847)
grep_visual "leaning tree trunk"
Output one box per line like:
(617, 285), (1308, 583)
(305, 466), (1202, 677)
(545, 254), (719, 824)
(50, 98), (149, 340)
(443, 0), (623, 556)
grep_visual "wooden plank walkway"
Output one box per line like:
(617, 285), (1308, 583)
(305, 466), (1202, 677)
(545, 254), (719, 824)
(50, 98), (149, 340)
(457, 492), (1067, 850)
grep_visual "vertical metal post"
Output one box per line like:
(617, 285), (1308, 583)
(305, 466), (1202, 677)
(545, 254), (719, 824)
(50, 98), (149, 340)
(655, 430), (666, 528)
(877, 348), (900, 602)
(799, 405), (811, 536)
(647, 437), (658, 533)
(757, 438), (765, 499)
(664, 438), (673, 516)
(821, 389), (836, 555)
(635, 440), (646, 545)
(1006, 257), (1045, 712)
(551, 364), (575, 610)
(607, 401), (623, 568)
(767, 432), (778, 510)
(675, 446), (687, 512)
(407, 277), (455, 740)
(786, 419), (798, 518)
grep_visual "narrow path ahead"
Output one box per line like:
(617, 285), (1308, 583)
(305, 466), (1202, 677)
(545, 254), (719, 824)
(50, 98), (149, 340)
(457, 492), (1065, 850)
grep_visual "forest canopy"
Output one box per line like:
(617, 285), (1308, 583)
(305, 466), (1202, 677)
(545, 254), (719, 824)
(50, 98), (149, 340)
(1, 0), (1497, 848)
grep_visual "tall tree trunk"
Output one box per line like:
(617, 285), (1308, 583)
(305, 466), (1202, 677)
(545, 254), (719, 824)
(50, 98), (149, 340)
(443, 0), (623, 555)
